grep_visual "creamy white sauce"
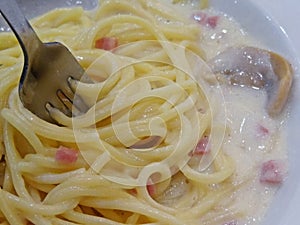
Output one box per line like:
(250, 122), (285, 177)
(221, 87), (287, 225)
(202, 7), (287, 225)
(199, 9), (260, 59)
(165, 1), (288, 225)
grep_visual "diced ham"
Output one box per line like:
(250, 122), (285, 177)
(260, 160), (286, 184)
(193, 136), (210, 155)
(95, 37), (118, 50)
(55, 146), (78, 164)
(206, 16), (219, 28)
(146, 179), (156, 197)
(192, 12), (219, 28)
(257, 124), (269, 137)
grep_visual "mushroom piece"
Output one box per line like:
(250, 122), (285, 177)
(208, 46), (293, 116)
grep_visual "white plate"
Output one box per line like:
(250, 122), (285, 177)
(252, 2), (300, 225)
(210, 0), (300, 225)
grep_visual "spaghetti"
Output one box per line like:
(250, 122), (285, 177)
(0, 0), (288, 224)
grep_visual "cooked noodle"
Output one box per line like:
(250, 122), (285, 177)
(0, 0), (284, 224)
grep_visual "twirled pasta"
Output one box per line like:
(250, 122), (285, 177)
(0, 0), (281, 224)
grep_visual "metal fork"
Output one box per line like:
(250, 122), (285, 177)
(0, 0), (90, 124)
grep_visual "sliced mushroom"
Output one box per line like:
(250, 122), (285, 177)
(208, 46), (293, 116)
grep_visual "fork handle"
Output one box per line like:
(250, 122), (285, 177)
(0, 0), (43, 61)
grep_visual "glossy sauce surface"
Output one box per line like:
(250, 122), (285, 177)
(168, 2), (288, 224)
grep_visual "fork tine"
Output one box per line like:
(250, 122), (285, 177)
(45, 102), (72, 123)
(67, 77), (90, 112)
(1, 1), (93, 124)
(54, 77), (90, 117)
(56, 89), (73, 117)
